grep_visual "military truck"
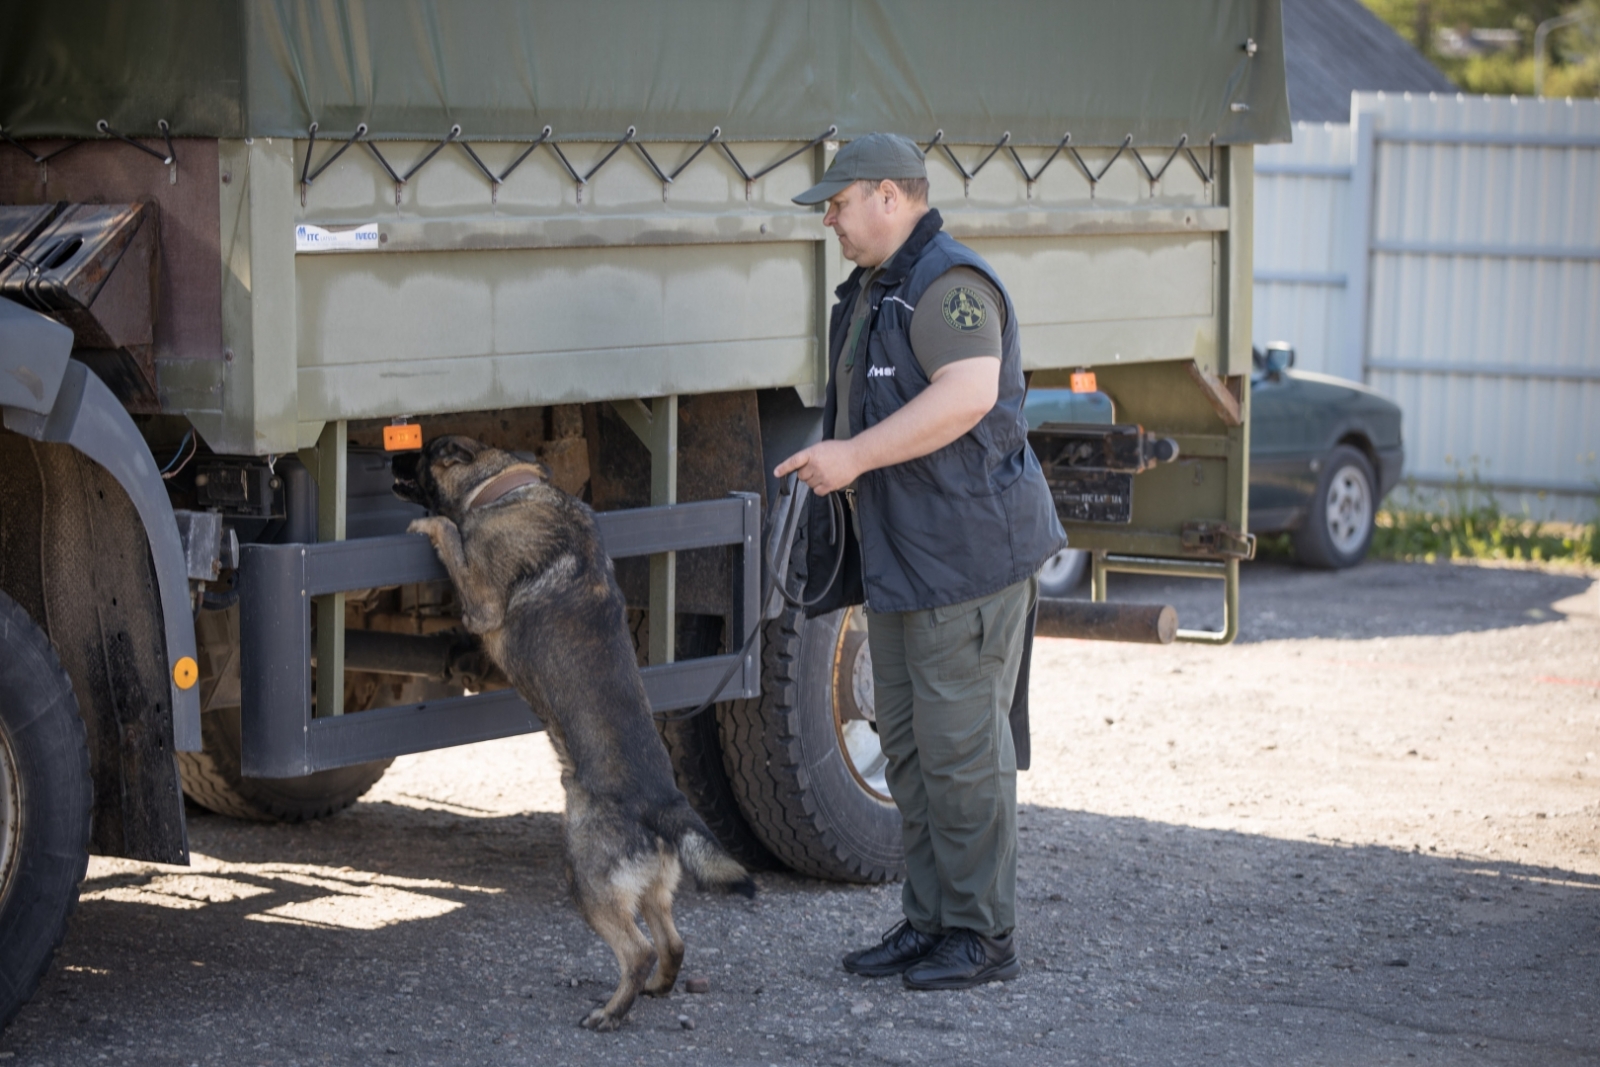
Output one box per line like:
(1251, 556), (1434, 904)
(0, 0), (1287, 1028)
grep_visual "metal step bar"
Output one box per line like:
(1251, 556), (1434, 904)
(237, 493), (761, 778)
(1090, 552), (1239, 646)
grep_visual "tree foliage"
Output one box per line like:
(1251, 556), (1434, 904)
(1362, 0), (1600, 96)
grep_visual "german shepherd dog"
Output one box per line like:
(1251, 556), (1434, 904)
(392, 435), (755, 1031)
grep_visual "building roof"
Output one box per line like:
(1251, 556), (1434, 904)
(1282, 0), (1457, 123)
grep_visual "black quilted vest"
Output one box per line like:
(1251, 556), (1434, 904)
(803, 208), (1065, 615)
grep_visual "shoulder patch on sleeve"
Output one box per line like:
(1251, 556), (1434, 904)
(940, 286), (988, 332)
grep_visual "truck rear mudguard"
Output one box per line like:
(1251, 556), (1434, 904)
(2, 360), (201, 750)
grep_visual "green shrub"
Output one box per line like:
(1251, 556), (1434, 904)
(1368, 469), (1599, 565)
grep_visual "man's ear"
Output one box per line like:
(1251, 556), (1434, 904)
(434, 437), (480, 468)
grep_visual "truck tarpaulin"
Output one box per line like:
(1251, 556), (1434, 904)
(1, 0), (1290, 146)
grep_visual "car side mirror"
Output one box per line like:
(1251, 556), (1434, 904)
(1263, 342), (1295, 379)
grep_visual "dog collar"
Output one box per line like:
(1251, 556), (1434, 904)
(462, 465), (546, 512)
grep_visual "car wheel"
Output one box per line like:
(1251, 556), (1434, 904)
(0, 590), (92, 1031)
(1037, 549), (1088, 598)
(1292, 444), (1377, 570)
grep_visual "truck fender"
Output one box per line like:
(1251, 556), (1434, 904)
(2, 359), (201, 752)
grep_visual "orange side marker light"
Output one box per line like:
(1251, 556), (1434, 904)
(173, 656), (198, 690)
(384, 423), (423, 451)
(1070, 369), (1098, 394)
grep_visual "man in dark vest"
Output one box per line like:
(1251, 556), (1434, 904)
(777, 133), (1066, 989)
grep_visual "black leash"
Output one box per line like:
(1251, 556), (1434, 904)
(653, 476), (848, 723)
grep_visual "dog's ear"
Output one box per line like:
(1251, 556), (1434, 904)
(390, 452), (426, 504)
(434, 437), (480, 469)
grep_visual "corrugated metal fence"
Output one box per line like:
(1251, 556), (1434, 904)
(1254, 92), (1600, 521)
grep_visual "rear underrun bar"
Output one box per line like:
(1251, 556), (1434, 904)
(237, 493), (762, 778)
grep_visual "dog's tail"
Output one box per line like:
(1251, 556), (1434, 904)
(652, 801), (757, 899)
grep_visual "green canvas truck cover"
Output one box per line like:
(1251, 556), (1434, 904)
(2, 0), (1289, 146)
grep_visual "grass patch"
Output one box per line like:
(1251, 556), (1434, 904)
(1369, 474), (1600, 567)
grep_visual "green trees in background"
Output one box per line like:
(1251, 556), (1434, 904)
(1363, 0), (1600, 95)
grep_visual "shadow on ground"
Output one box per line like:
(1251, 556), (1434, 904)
(1098, 559), (1596, 644)
(5, 795), (1598, 1067)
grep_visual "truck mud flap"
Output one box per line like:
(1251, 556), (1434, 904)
(238, 494), (760, 778)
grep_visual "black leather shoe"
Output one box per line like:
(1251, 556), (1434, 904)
(902, 928), (1021, 990)
(842, 919), (941, 977)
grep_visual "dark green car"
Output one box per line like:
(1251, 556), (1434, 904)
(1024, 345), (1405, 594)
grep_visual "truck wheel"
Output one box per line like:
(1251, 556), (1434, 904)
(0, 590), (92, 1030)
(638, 612), (777, 870)
(1293, 444), (1377, 570)
(178, 703), (391, 822)
(658, 710), (779, 871)
(717, 604), (903, 883)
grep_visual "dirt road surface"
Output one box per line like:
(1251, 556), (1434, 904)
(4, 560), (1598, 1066)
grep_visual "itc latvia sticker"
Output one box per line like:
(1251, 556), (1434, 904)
(295, 223), (381, 252)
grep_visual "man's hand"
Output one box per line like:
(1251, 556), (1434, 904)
(775, 439), (863, 496)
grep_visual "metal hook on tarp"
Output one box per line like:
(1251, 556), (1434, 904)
(633, 126), (722, 202)
(1067, 134), (1133, 198)
(300, 122), (368, 206)
(365, 125), (460, 205)
(1006, 132), (1072, 198)
(464, 125), (557, 205)
(924, 129), (1011, 196)
(1131, 134), (1189, 192)
(0, 127), (80, 168)
(97, 119), (177, 182)
(1183, 136), (1216, 185)
(719, 125), (837, 201)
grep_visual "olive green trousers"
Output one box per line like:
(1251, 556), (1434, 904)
(867, 576), (1035, 938)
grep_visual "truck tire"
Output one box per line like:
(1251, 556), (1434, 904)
(1293, 444), (1377, 570)
(178, 704), (391, 822)
(658, 711), (779, 871)
(0, 590), (92, 1031)
(717, 604), (903, 883)
(637, 612), (777, 870)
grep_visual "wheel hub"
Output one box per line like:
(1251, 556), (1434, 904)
(833, 608), (891, 801)
(1325, 464), (1373, 555)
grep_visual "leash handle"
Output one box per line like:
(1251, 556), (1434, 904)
(654, 476), (848, 723)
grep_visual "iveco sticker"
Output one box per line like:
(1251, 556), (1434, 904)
(295, 223), (381, 252)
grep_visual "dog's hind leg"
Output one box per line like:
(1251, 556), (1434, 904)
(577, 889), (657, 1032)
(641, 856), (686, 996)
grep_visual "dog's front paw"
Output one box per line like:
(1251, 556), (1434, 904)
(580, 1008), (624, 1032)
(407, 516), (449, 541)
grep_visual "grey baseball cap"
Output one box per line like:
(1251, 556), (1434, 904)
(792, 133), (927, 205)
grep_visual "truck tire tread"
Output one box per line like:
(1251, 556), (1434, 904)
(177, 707), (390, 823)
(0, 591), (93, 1031)
(716, 606), (901, 884)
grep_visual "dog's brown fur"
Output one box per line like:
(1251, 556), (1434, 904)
(393, 436), (754, 1031)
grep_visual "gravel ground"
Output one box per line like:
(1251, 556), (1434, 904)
(4, 560), (1598, 1066)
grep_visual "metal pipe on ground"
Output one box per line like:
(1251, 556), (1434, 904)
(1034, 598), (1177, 645)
